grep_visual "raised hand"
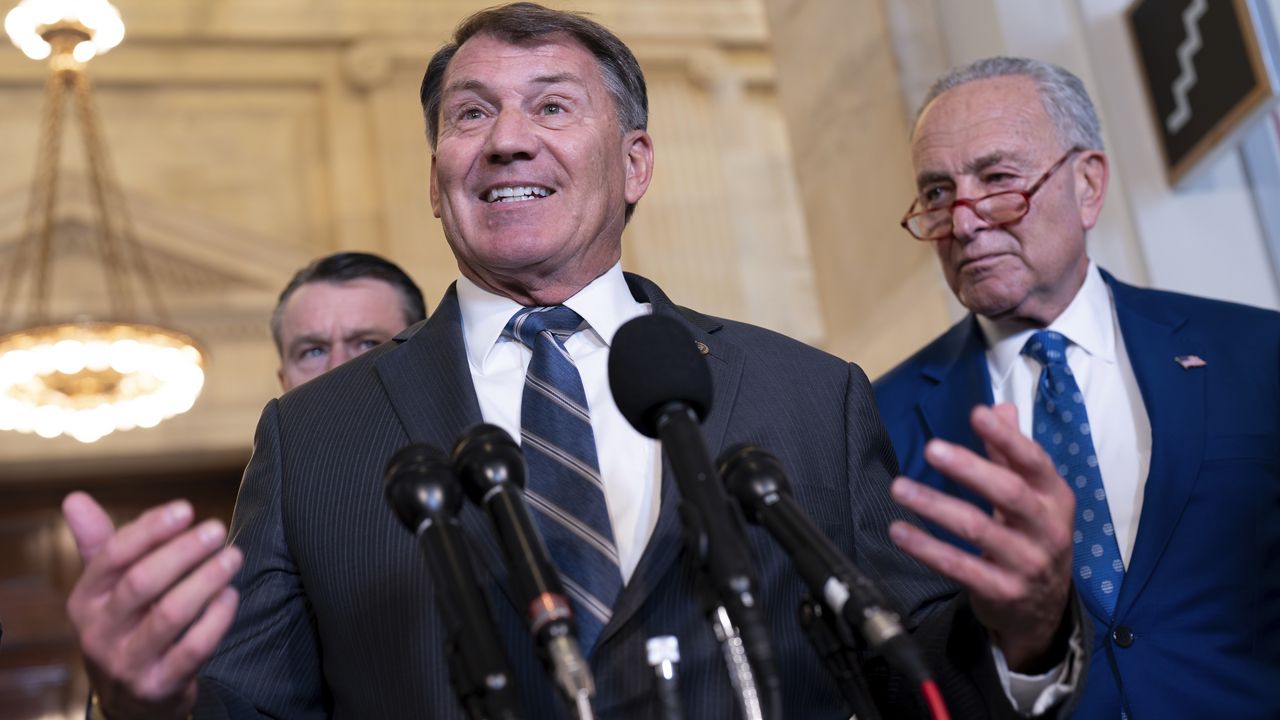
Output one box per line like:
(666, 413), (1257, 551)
(888, 403), (1075, 671)
(63, 492), (242, 719)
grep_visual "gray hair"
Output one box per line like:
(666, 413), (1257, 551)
(916, 56), (1104, 151)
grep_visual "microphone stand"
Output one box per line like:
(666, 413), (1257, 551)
(410, 515), (523, 720)
(679, 503), (767, 720)
(451, 424), (596, 720)
(711, 605), (765, 720)
(385, 444), (523, 720)
(605, 315), (781, 718)
(646, 636), (684, 720)
(718, 442), (951, 720)
(444, 633), (491, 720)
(798, 597), (882, 720)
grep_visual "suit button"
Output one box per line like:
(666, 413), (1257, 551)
(1112, 625), (1134, 648)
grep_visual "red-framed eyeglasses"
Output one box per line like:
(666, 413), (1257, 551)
(900, 147), (1085, 241)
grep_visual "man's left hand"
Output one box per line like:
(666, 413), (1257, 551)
(888, 403), (1075, 672)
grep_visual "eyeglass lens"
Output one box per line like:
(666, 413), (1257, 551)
(908, 192), (1030, 239)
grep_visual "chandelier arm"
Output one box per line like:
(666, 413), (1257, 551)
(0, 72), (62, 329)
(73, 69), (134, 320)
(116, 200), (171, 324)
(74, 68), (170, 324)
(105, 140), (171, 326)
(30, 70), (75, 325)
(0, 223), (31, 330)
(1, 70), (66, 328)
(83, 76), (172, 325)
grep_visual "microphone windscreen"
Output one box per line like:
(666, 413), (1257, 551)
(608, 314), (712, 438)
(384, 443), (462, 530)
(717, 444), (793, 524)
(452, 423), (527, 503)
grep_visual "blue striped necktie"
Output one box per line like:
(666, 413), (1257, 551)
(1022, 330), (1125, 616)
(504, 306), (622, 653)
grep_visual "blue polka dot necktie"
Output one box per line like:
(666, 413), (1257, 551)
(504, 306), (622, 653)
(1022, 330), (1125, 617)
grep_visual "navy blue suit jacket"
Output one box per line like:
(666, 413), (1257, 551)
(194, 274), (1077, 719)
(874, 270), (1280, 719)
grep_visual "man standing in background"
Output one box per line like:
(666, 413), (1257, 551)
(271, 251), (427, 390)
(875, 56), (1280, 718)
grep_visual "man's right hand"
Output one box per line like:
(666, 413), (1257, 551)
(63, 492), (242, 720)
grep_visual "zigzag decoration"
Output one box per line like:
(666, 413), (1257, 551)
(1166, 0), (1208, 134)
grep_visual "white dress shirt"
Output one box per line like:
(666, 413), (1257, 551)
(977, 262), (1152, 565)
(978, 262), (1151, 713)
(458, 261), (1081, 713)
(457, 263), (661, 582)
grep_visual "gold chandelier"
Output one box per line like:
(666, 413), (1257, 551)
(0, 0), (205, 444)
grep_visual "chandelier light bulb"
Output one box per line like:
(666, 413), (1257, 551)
(33, 0), (63, 25)
(70, 37), (91, 61)
(21, 37), (50, 59)
(2, 3), (30, 41)
(51, 338), (85, 374)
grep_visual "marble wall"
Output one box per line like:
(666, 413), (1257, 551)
(759, 0), (954, 375)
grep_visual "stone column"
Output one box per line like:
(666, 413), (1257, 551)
(760, 0), (953, 376)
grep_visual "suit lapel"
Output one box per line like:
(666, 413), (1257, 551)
(597, 275), (745, 649)
(916, 317), (994, 517)
(375, 285), (481, 449)
(918, 316), (992, 457)
(1105, 274), (1206, 617)
(373, 286), (518, 610)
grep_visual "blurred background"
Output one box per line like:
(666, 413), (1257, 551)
(1, 0), (1277, 716)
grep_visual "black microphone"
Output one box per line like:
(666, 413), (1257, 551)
(718, 444), (932, 685)
(384, 443), (522, 720)
(608, 314), (782, 720)
(452, 424), (596, 719)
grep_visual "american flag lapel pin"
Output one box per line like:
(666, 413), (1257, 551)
(1174, 354), (1206, 369)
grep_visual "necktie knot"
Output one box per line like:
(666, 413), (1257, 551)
(504, 306), (586, 348)
(1021, 330), (1071, 368)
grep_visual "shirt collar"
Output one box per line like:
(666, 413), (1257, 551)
(456, 262), (648, 373)
(977, 261), (1117, 387)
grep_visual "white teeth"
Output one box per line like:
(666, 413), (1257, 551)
(484, 185), (551, 203)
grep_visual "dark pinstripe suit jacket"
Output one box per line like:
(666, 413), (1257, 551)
(195, 274), (1077, 719)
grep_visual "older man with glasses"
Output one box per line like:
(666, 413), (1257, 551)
(875, 56), (1280, 719)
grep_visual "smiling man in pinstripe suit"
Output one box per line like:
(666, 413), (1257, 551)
(61, 5), (1085, 719)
